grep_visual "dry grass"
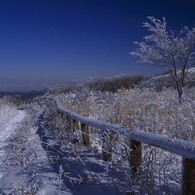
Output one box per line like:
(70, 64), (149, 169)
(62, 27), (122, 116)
(53, 87), (195, 140)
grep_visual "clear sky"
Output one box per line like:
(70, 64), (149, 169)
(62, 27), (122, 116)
(0, 0), (195, 84)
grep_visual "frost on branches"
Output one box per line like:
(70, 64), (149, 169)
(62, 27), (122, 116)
(130, 16), (195, 98)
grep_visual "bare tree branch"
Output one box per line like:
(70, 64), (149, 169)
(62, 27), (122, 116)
(130, 17), (195, 98)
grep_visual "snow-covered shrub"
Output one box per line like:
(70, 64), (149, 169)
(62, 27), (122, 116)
(54, 87), (195, 140)
(48, 86), (194, 193)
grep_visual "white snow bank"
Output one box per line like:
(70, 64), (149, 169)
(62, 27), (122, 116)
(0, 104), (26, 163)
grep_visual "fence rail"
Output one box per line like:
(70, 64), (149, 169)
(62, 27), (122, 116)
(19, 98), (188, 194)
(55, 100), (195, 195)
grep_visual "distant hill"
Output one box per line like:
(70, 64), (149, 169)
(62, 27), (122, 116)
(0, 89), (49, 100)
(0, 78), (80, 99)
(0, 77), (70, 92)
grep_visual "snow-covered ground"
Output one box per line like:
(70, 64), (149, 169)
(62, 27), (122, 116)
(51, 85), (195, 194)
(1, 83), (194, 194)
(0, 104), (26, 164)
(0, 103), (70, 194)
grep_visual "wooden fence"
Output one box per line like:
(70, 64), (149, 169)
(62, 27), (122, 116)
(54, 100), (195, 194)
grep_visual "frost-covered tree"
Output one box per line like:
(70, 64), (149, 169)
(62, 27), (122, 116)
(130, 16), (195, 98)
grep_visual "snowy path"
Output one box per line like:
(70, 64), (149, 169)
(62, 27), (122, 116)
(0, 105), (26, 162)
(0, 106), (72, 194)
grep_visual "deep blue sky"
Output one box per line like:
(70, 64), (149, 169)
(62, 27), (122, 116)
(0, 0), (195, 84)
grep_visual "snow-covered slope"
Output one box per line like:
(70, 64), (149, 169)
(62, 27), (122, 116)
(137, 67), (195, 90)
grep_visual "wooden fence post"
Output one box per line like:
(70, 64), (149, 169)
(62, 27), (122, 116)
(182, 158), (195, 195)
(72, 119), (79, 131)
(81, 123), (90, 147)
(102, 132), (115, 162)
(130, 140), (142, 176)
(66, 115), (72, 130)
